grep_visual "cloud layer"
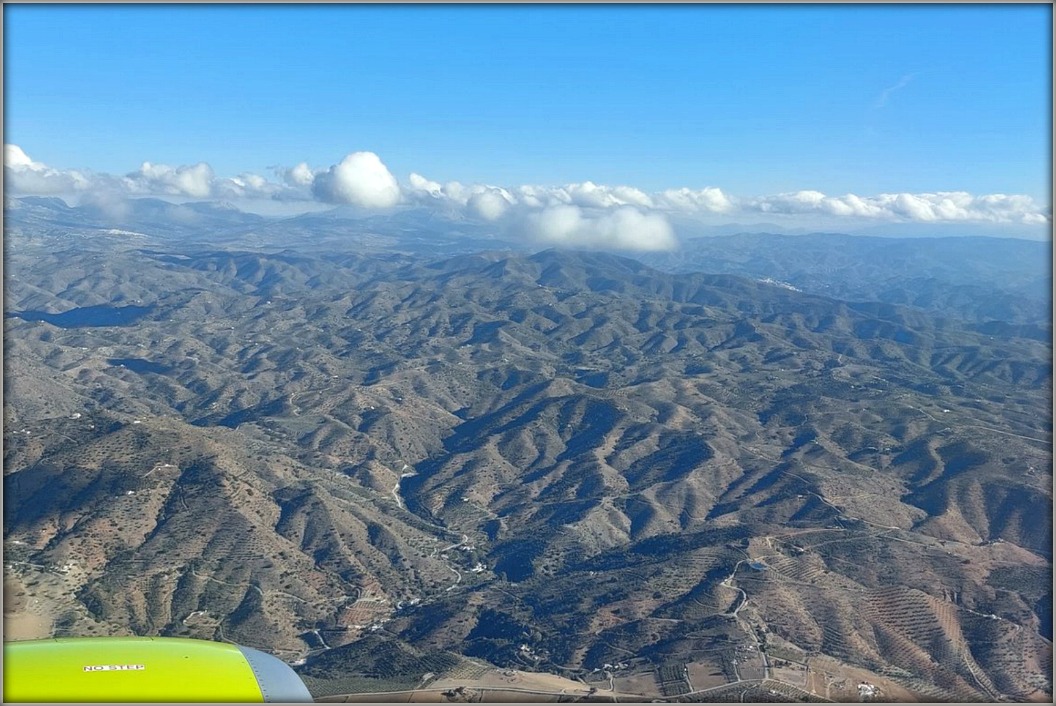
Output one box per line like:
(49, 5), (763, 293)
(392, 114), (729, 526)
(5, 144), (1050, 250)
(130, 162), (215, 198)
(745, 189), (1052, 226)
(526, 205), (676, 251)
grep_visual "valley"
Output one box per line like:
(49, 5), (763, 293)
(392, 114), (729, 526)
(3, 219), (1051, 701)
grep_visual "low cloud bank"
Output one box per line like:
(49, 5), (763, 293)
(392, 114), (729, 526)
(130, 162), (215, 199)
(5, 145), (1050, 250)
(748, 189), (1048, 225)
(526, 205), (676, 251)
(4, 144), (91, 194)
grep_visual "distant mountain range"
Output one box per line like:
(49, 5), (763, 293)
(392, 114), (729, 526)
(639, 232), (1051, 327)
(3, 199), (1052, 701)
(6, 196), (1051, 327)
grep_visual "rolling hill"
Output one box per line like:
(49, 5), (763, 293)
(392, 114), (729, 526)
(3, 216), (1051, 701)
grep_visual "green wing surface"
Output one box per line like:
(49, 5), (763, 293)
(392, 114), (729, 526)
(3, 636), (313, 702)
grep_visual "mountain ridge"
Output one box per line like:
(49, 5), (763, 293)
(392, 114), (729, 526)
(3, 230), (1051, 701)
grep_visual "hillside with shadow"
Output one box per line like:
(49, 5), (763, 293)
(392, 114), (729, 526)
(4, 229), (1051, 701)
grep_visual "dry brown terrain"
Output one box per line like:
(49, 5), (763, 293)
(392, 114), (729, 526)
(3, 229), (1050, 702)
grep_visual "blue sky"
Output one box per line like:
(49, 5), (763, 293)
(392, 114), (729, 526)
(3, 4), (1051, 243)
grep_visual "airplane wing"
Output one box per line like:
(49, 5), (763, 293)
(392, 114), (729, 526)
(3, 636), (313, 702)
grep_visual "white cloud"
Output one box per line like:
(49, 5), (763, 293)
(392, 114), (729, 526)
(405, 174), (517, 220)
(877, 191), (1049, 224)
(4, 145), (1049, 232)
(751, 190), (828, 215)
(506, 181), (655, 210)
(403, 176), (662, 222)
(214, 172), (291, 200)
(513, 185), (551, 209)
(5, 144), (40, 170)
(889, 193), (937, 221)
(312, 151), (401, 208)
(438, 180), (470, 204)
(4, 144), (91, 194)
(559, 181), (654, 209)
(656, 186), (734, 213)
(282, 162), (315, 187)
(609, 185), (655, 209)
(128, 161), (215, 198)
(78, 189), (134, 221)
(408, 172), (443, 198)
(4, 144), (309, 205)
(746, 189), (1049, 225)
(467, 187), (514, 221)
(832, 193), (885, 218)
(5, 165), (88, 195)
(526, 205), (676, 251)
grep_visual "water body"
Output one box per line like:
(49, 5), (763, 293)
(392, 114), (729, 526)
(7, 304), (156, 328)
(107, 358), (172, 375)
